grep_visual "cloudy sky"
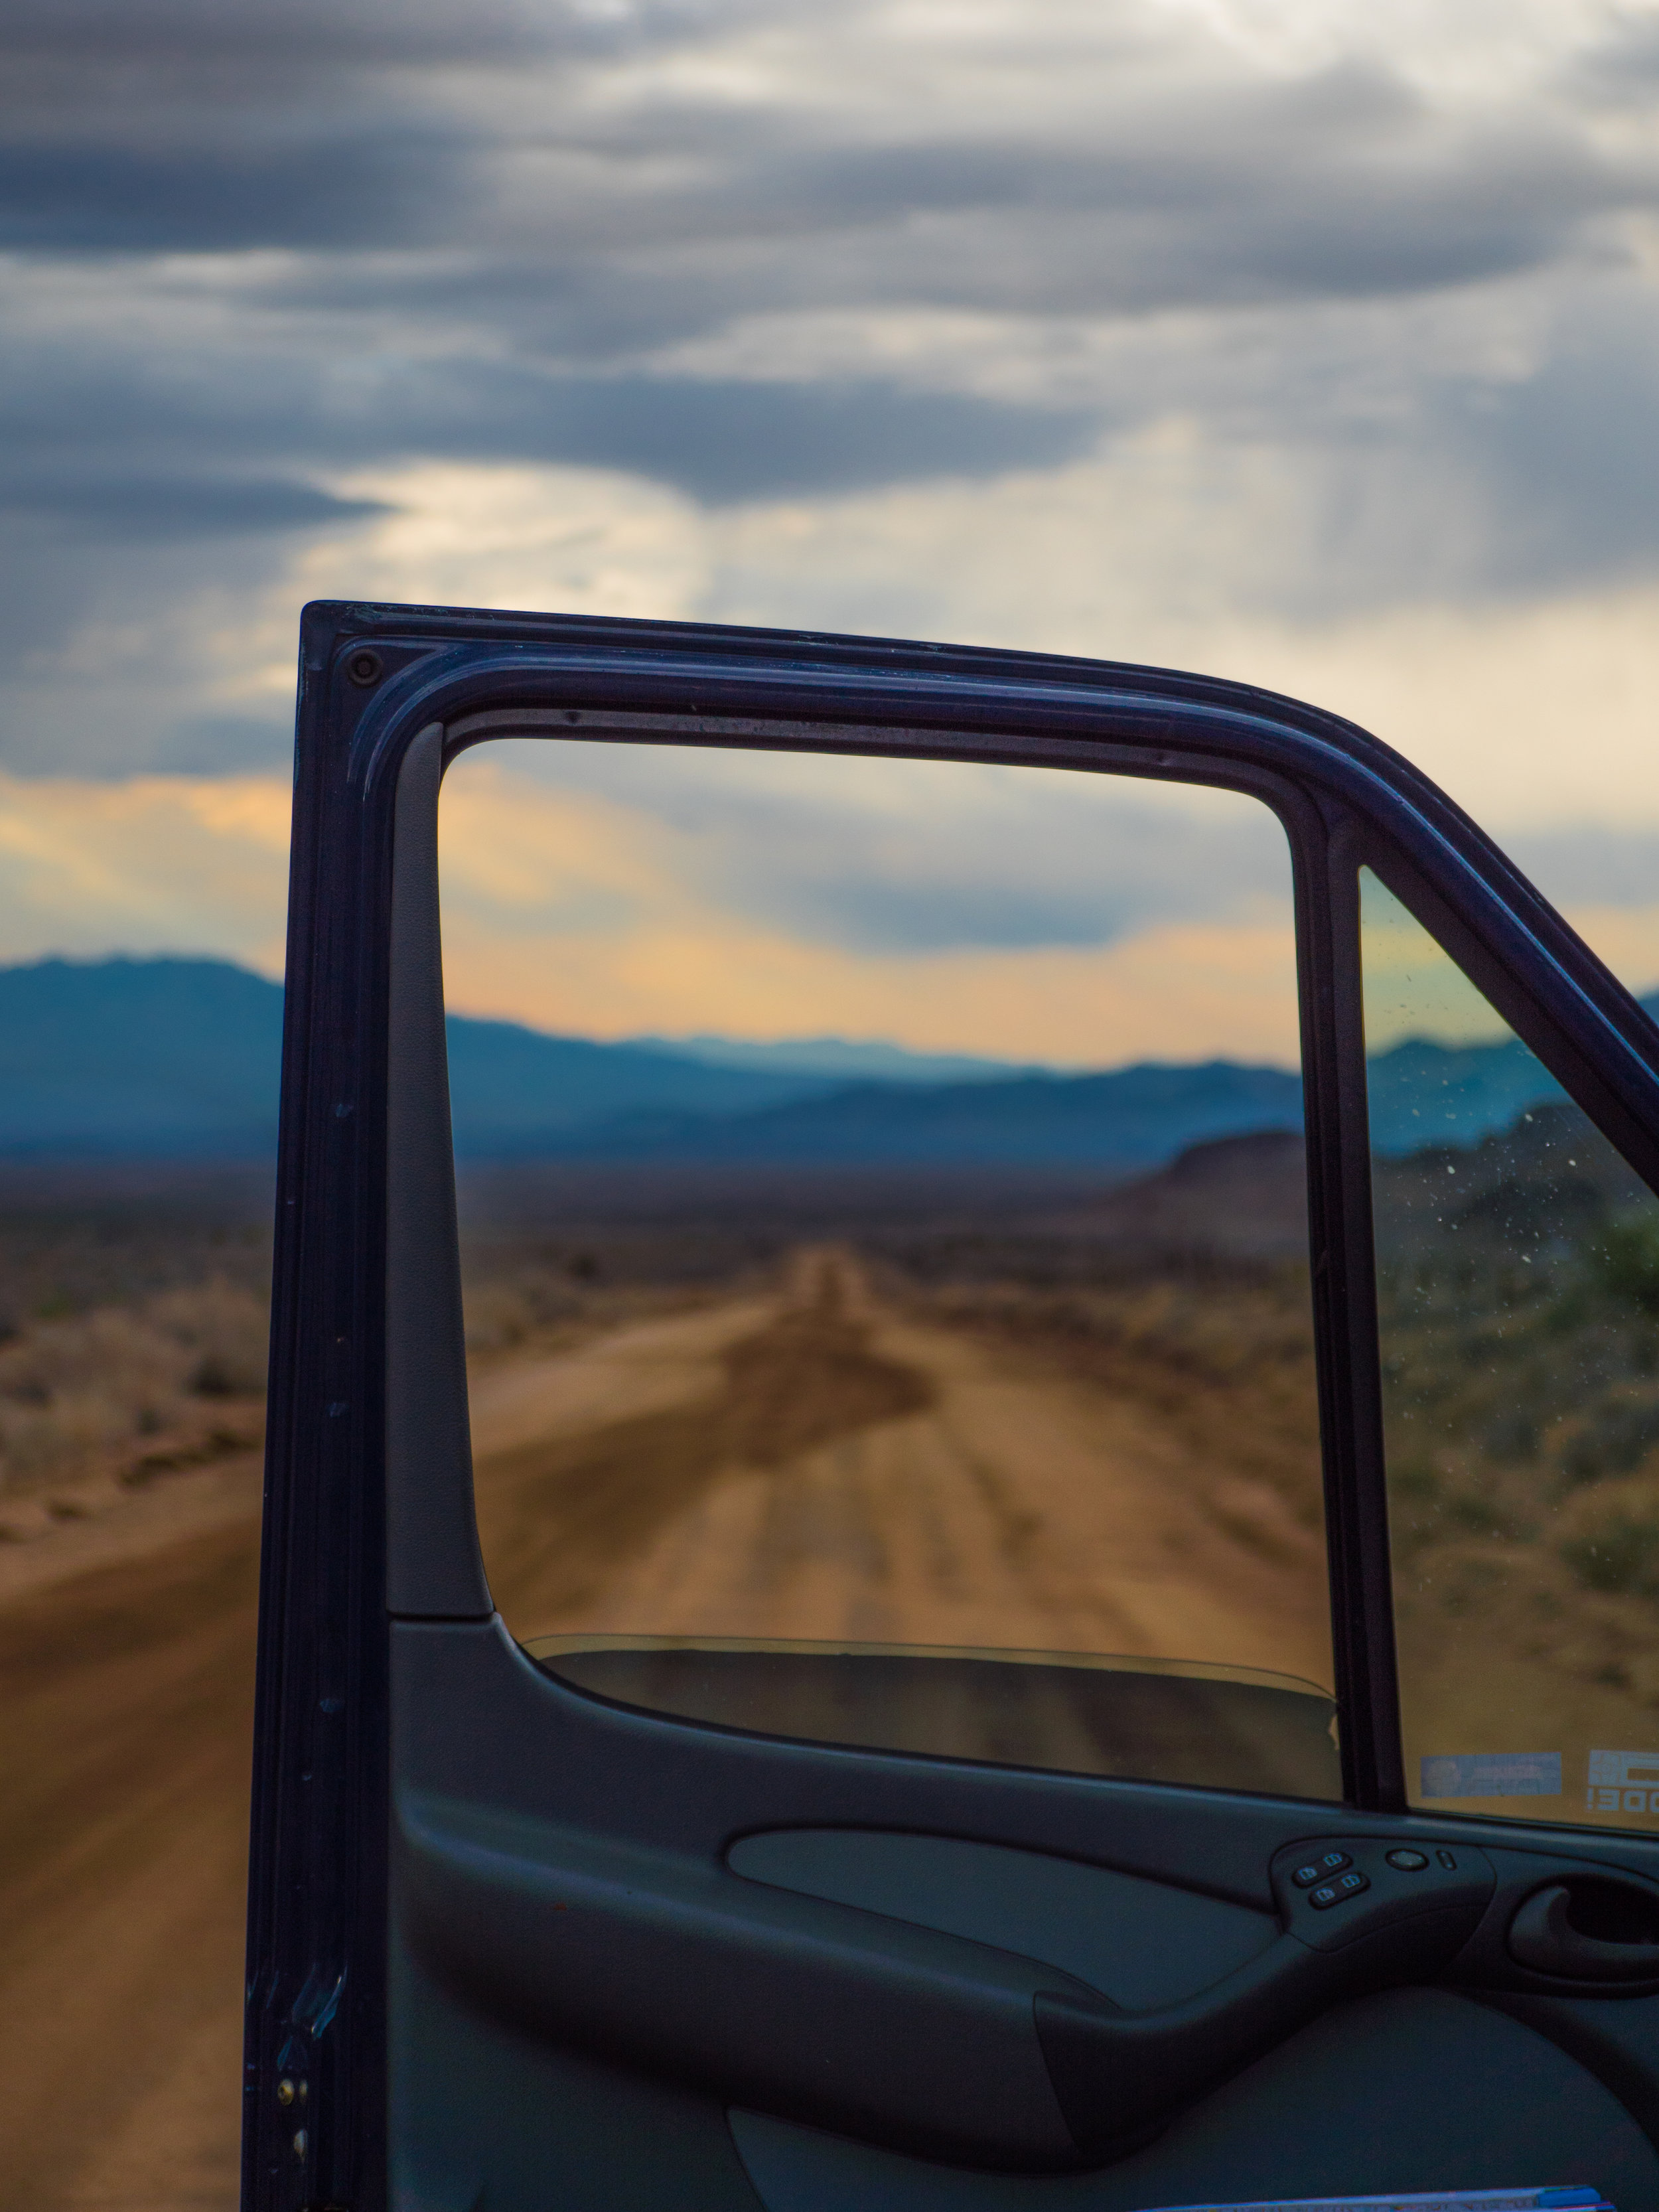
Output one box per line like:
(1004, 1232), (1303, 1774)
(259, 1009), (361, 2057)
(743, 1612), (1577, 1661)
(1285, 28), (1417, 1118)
(3, 0), (1658, 1060)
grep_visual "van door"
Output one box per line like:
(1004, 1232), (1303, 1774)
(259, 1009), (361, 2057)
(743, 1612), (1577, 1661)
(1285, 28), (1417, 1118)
(244, 603), (1659, 2212)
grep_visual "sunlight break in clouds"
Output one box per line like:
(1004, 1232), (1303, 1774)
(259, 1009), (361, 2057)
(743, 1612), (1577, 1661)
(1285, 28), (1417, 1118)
(2, 747), (1656, 1069)
(0, 772), (290, 974)
(1163, 0), (1649, 94)
(437, 753), (1307, 1064)
(294, 464), (711, 632)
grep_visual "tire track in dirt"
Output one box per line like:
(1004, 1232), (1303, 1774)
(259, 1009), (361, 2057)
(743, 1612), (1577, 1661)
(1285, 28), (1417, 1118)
(476, 1258), (934, 1625)
(478, 1250), (1333, 1688)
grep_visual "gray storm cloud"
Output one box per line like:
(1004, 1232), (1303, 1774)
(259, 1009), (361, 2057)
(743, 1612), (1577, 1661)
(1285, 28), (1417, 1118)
(1, 0), (1658, 777)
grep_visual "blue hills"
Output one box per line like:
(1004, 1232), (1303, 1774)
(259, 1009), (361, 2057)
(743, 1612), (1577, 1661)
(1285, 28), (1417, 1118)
(1362, 1032), (1577, 1154)
(0, 957), (287, 1157)
(0, 958), (826, 1159)
(571, 1059), (1305, 1171)
(0, 954), (1623, 1169)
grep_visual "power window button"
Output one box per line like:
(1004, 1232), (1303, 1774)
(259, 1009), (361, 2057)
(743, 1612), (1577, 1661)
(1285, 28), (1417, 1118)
(1310, 1870), (1370, 1910)
(1291, 1850), (1352, 1888)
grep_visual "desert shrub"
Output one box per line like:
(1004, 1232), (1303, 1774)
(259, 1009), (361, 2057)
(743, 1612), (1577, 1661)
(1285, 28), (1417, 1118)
(1554, 1470), (1659, 1599)
(1562, 1514), (1659, 1596)
(1557, 1395), (1659, 1487)
(0, 1278), (266, 1493)
(147, 1281), (269, 1396)
(460, 1261), (597, 1355)
(1483, 1408), (1540, 1462)
(463, 1282), (536, 1355)
(1595, 1220), (1659, 1317)
(1443, 1485), (1533, 1542)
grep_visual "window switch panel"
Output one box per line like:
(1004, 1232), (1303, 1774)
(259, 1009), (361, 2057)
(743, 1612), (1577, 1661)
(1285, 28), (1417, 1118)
(1273, 1838), (1494, 1953)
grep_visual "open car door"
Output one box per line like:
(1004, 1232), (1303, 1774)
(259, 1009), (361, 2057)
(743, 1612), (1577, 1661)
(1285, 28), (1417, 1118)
(246, 603), (1659, 2212)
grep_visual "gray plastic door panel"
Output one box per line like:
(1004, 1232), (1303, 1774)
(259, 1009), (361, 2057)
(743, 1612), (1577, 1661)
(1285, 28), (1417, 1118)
(388, 1620), (1659, 2211)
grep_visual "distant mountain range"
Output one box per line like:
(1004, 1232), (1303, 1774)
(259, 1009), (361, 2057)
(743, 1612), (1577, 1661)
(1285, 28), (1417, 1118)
(0, 954), (1631, 1170)
(559, 1058), (1305, 1171)
(0, 958), (831, 1158)
(628, 1035), (1038, 1086)
(1362, 1032), (1575, 1154)
(0, 958), (287, 1157)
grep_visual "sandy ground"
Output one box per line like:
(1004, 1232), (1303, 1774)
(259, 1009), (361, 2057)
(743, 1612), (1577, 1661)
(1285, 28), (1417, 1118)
(0, 1257), (1333, 2209)
(0, 1491), (259, 2211)
(477, 1253), (1332, 1685)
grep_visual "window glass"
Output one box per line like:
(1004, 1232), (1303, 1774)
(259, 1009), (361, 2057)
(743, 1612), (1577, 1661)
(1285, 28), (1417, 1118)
(1363, 867), (1659, 1833)
(440, 739), (1336, 1798)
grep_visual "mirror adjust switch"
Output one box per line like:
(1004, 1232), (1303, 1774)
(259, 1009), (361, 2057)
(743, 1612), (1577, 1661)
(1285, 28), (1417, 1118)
(1292, 1850), (1352, 1888)
(1309, 1870), (1370, 1909)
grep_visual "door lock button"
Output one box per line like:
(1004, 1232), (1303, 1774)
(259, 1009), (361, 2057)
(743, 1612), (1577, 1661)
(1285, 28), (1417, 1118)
(1386, 1848), (1430, 1871)
(1291, 1850), (1352, 1888)
(1309, 1870), (1371, 1910)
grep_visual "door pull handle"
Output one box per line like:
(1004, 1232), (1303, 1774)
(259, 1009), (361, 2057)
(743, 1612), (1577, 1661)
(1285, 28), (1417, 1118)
(1507, 1881), (1659, 1982)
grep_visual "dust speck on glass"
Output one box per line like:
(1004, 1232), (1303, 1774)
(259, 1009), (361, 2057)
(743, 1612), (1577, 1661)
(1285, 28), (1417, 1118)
(440, 740), (1339, 1801)
(1362, 867), (1659, 1834)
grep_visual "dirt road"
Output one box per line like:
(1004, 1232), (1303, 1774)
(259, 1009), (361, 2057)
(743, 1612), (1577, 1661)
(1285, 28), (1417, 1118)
(474, 1252), (1333, 1684)
(0, 1496), (259, 2211)
(0, 1258), (1331, 2208)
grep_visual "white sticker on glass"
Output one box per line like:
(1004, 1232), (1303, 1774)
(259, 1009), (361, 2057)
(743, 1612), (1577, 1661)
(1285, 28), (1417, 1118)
(1587, 1749), (1659, 1812)
(1419, 1753), (1561, 1799)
